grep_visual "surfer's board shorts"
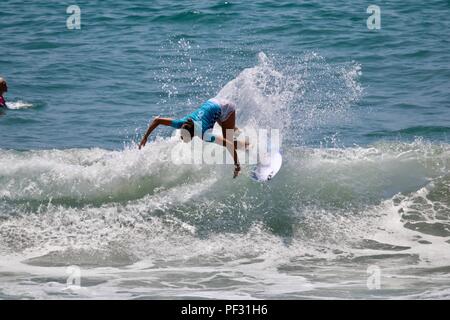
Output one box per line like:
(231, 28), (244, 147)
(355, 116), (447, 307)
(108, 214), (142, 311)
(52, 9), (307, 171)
(209, 98), (236, 123)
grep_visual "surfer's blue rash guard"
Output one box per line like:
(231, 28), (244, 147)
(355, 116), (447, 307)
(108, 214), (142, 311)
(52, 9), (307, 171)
(171, 100), (221, 142)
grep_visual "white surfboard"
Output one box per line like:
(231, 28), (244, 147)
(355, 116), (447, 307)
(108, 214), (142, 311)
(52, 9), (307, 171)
(250, 151), (283, 182)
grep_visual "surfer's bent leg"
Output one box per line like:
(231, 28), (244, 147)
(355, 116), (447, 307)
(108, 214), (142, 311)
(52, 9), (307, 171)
(219, 110), (236, 146)
(218, 109), (249, 151)
(218, 101), (239, 133)
(212, 100), (241, 177)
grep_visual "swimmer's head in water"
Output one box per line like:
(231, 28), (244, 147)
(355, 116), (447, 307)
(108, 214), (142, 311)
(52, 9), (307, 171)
(0, 77), (7, 94)
(180, 118), (194, 143)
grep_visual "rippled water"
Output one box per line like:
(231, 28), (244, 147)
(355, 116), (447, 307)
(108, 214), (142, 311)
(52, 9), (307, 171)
(0, 1), (449, 299)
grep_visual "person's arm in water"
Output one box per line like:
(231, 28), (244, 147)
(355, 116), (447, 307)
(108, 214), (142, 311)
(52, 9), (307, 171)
(214, 135), (241, 178)
(139, 116), (173, 149)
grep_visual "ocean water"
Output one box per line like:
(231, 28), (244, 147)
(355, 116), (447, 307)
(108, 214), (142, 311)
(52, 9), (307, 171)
(0, 0), (449, 299)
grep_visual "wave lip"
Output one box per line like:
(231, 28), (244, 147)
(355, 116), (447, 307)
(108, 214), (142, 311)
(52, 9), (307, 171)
(0, 140), (209, 206)
(1, 139), (449, 205)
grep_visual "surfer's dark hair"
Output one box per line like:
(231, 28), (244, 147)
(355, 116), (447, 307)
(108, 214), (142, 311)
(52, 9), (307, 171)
(180, 118), (194, 141)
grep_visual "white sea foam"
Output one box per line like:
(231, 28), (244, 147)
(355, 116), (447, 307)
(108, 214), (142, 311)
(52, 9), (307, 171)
(5, 100), (33, 110)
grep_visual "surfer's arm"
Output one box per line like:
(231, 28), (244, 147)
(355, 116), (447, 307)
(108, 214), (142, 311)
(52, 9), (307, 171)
(214, 135), (241, 178)
(138, 116), (173, 149)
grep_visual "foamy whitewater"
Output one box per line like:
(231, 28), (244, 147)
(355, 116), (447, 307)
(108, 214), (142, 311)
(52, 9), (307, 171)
(5, 101), (33, 110)
(1, 0), (449, 299)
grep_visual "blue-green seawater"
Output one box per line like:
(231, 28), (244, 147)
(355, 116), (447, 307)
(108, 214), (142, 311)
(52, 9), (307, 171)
(0, 0), (449, 299)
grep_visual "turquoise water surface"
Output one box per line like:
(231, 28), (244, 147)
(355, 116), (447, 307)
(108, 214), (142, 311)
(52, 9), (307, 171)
(0, 1), (449, 299)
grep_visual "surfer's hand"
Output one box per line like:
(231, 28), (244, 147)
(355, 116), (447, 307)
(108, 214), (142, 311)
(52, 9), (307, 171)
(233, 164), (241, 178)
(138, 137), (147, 150)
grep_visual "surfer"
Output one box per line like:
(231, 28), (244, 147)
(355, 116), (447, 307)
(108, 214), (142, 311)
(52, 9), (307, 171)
(139, 98), (244, 178)
(0, 77), (7, 109)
